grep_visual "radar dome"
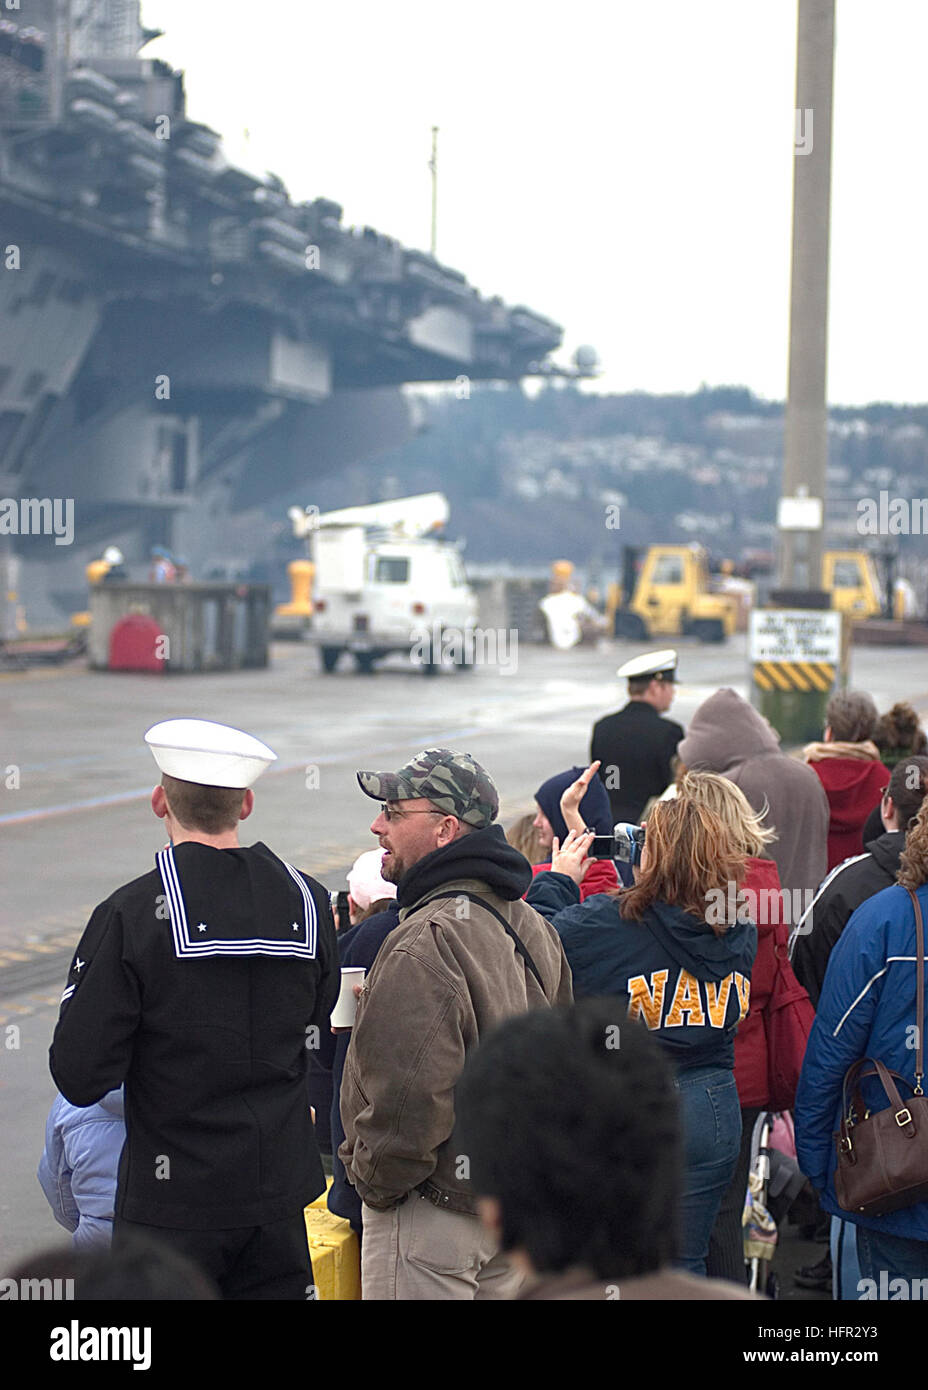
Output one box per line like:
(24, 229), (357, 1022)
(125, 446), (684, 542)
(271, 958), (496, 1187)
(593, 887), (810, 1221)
(573, 345), (599, 373)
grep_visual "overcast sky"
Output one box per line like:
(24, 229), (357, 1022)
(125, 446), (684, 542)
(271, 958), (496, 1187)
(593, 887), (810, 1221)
(140, 0), (927, 406)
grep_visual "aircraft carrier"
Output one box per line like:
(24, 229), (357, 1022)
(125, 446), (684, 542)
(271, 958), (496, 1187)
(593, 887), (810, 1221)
(0, 0), (565, 628)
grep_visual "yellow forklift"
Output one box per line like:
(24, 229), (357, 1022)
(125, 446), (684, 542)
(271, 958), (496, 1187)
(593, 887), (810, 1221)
(822, 550), (883, 621)
(605, 544), (739, 644)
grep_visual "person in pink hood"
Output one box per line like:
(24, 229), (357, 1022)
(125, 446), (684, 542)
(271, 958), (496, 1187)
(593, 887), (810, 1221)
(803, 691), (890, 872)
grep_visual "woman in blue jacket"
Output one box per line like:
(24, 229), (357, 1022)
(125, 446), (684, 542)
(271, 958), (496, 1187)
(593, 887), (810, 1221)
(794, 799), (928, 1292)
(527, 795), (756, 1274)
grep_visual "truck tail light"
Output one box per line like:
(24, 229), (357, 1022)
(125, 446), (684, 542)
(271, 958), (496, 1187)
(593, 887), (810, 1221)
(411, 603), (426, 615)
(314, 599), (326, 612)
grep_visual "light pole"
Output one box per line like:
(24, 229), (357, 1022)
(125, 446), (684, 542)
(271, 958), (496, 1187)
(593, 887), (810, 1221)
(778, 0), (835, 595)
(429, 125), (438, 257)
(752, 0), (843, 746)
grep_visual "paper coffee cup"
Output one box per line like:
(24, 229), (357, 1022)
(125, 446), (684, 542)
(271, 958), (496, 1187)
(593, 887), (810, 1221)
(331, 967), (366, 1028)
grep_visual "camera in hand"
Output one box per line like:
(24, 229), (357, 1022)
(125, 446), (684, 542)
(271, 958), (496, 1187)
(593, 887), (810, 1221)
(589, 822), (645, 865)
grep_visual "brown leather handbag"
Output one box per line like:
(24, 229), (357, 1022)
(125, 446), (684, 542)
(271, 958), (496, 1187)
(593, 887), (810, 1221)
(834, 889), (928, 1217)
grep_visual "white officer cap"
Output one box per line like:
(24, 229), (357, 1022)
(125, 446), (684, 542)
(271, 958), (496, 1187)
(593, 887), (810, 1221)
(144, 719), (277, 789)
(617, 649), (678, 682)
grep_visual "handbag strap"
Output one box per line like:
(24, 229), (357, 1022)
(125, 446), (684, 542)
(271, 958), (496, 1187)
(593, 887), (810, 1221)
(417, 892), (545, 990)
(908, 889), (925, 1094)
(840, 891), (926, 1137)
(839, 1058), (919, 1149)
(848, 1060), (915, 1116)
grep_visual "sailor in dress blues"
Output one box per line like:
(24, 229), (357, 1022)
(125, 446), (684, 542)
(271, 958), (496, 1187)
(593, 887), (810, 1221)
(50, 719), (339, 1299)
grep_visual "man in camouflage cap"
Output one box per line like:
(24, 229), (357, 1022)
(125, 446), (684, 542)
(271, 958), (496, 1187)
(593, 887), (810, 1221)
(340, 747), (572, 1300)
(356, 748), (499, 874)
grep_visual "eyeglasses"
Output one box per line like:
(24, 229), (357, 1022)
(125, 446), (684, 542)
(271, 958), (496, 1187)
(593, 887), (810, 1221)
(381, 804), (445, 823)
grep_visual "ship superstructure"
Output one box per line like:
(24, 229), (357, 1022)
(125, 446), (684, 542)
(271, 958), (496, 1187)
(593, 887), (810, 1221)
(0, 1), (564, 626)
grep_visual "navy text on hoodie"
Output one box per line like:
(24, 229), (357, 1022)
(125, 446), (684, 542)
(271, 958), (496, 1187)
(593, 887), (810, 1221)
(526, 872), (756, 1069)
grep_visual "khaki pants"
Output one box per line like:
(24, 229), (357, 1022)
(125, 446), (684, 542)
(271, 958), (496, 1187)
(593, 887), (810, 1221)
(361, 1193), (525, 1301)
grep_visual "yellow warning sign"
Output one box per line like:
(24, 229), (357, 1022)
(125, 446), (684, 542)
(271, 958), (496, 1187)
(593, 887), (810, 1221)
(749, 609), (843, 695)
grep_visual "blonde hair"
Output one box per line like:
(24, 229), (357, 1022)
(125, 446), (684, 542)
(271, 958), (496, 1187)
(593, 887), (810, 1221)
(506, 812), (541, 864)
(678, 770), (776, 858)
(617, 797), (748, 936)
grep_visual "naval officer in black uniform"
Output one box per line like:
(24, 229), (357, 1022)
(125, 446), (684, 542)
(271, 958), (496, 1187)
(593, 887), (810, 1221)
(590, 649), (685, 826)
(49, 719), (339, 1299)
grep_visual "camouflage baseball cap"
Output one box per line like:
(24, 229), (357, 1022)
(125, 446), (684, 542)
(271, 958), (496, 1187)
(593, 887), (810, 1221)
(357, 747), (499, 828)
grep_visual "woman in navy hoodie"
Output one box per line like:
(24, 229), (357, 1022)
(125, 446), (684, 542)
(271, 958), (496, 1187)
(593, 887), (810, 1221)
(527, 795), (756, 1274)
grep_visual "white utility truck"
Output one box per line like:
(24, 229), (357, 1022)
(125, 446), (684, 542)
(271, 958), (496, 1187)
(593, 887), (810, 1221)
(289, 493), (478, 674)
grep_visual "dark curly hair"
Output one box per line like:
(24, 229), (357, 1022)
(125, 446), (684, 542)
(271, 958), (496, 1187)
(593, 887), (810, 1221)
(455, 999), (681, 1280)
(899, 791), (928, 892)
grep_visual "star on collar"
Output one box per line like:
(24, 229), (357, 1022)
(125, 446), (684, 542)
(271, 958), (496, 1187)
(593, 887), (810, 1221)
(196, 923), (208, 933)
(74, 958), (86, 973)
(292, 922), (301, 932)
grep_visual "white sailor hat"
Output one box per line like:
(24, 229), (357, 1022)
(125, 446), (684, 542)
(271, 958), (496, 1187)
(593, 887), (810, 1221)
(144, 719), (277, 789)
(616, 649), (678, 682)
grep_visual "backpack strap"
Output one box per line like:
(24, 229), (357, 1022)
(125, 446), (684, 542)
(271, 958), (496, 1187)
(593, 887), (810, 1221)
(417, 892), (545, 990)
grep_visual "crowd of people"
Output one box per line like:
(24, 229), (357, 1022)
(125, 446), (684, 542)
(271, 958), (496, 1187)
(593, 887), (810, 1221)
(13, 656), (928, 1302)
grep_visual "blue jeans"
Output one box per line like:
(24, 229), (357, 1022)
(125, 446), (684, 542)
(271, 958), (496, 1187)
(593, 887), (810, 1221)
(831, 1216), (861, 1300)
(674, 1065), (741, 1275)
(856, 1225), (928, 1297)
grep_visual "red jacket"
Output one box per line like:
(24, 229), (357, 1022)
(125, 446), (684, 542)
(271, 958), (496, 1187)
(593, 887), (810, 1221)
(734, 857), (782, 1109)
(529, 857), (619, 901)
(809, 757), (890, 871)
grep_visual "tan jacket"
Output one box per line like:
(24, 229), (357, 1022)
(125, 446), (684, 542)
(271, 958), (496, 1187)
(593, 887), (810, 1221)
(339, 874), (573, 1213)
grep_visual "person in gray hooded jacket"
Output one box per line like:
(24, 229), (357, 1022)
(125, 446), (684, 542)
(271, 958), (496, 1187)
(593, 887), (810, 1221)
(676, 687), (828, 902)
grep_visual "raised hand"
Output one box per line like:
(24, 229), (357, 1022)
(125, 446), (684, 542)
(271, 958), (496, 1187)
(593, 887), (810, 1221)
(559, 761), (602, 834)
(550, 827), (595, 885)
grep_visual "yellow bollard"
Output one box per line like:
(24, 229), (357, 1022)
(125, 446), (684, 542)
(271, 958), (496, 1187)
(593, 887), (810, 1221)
(275, 560), (315, 618)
